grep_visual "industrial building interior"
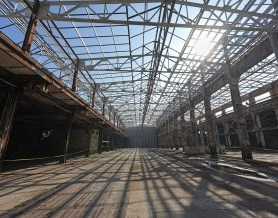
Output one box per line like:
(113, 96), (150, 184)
(0, 0), (278, 217)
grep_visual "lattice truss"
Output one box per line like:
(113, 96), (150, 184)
(0, 0), (278, 128)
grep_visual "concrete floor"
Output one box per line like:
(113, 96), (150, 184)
(0, 148), (277, 218)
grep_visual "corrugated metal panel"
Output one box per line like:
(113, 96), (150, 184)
(127, 127), (158, 147)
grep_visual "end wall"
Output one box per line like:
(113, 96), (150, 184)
(127, 127), (158, 148)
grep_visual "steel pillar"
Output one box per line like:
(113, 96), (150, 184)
(0, 87), (19, 170)
(223, 122), (232, 147)
(254, 113), (266, 148)
(85, 125), (91, 157)
(229, 75), (252, 159)
(223, 40), (252, 160)
(203, 92), (218, 155)
(180, 114), (187, 152)
(91, 90), (96, 108)
(22, 1), (39, 53)
(71, 60), (79, 92)
(199, 128), (205, 146)
(98, 127), (103, 154)
(173, 116), (179, 150)
(189, 98), (198, 146)
(59, 112), (74, 164)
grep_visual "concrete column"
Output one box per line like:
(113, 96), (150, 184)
(167, 120), (172, 149)
(229, 76), (252, 159)
(178, 93), (187, 152)
(98, 127), (103, 154)
(189, 98), (198, 146)
(200, 128), (205, 146)
(222, 107), (231, 147)
(224, 40), (252, 160)
(214, 123), (221, 146)
(85, 126), (91, 157)
(170, 119), (174, 149)
(180, 114), (187, 152)
(109, 108), (112, 122)
(173, 116), (179, 150)
(254, 113), (266, 148)
(0, 87), (19, 170)
(59, 112), (74, 164)
(275, 108), (278, 123)
(203, 91), (217, 155)
(223, 122), (231, 147)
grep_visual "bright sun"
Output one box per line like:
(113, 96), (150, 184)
(192, 37), (213, 57)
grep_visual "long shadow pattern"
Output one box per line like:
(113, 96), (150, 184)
(0, 148), (277, 217)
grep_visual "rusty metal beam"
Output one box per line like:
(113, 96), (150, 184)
(59, 112), (74, 164)
(0, 87), (19, 170)
(22, 1), (39, 53)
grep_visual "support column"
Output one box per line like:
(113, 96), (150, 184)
(203, 90), (217, 155)
(200, 128), (205, 146)
(223, 122), (232, 147)
(178, 92), (187, 152)
(229, 76), (252, 159)
(180, 114), (187, 152)
(98, 127), (103, 154)
(167, 120), (171, 149)
(189, 98), (198, 146)
(59, 112), (74, 164)
(254, 113), (266, 148)
(71, 60), (79, 92)
(223, 40), (252, 160)
(102, 97), (108, 117)
(173, 116), (179, 150)
(85, 125), (91, 157)
(22, 1), (39, 52)
(0, 87), (19, 170)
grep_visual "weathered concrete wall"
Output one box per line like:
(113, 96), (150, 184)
(69, 129), (99, 154)
(127, 127), (158, 148)
(89, 129), (99, 154)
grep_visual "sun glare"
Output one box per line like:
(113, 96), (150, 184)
(192, 36), (214, 57)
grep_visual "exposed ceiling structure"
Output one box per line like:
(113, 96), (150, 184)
(1, 0), (278, 128)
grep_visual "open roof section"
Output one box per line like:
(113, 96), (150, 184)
(0, 0), (277, 127)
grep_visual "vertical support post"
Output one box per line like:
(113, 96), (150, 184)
(71, 60), (79, 92)
(222, 107), (231, 147)
(91, 84), (99, 108)
(223, 122), (232, 147)
(178, 92), (187, 152)
(0, 87), (19, 170)
(22, 1), (39, 53)
(223, 39), (252, 160)
(91, 90), (96, 108)
(201, 65), (217, 155)
(167, 120), (171, 149)
(102, 97), (107, 117)
(203, 91), (218, 155)
(189, 98), (198, 146)
(173, 115), (179, 150)
(98, 127), (103, 154)
(200, 128), (205, 146)
(59, 112), (74, 164)
(85, 125), (91, 157)
(109, 107), (112, 122)
(254, 113), (266, 148)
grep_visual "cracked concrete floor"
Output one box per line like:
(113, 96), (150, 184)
(0, 148), (277, 217)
